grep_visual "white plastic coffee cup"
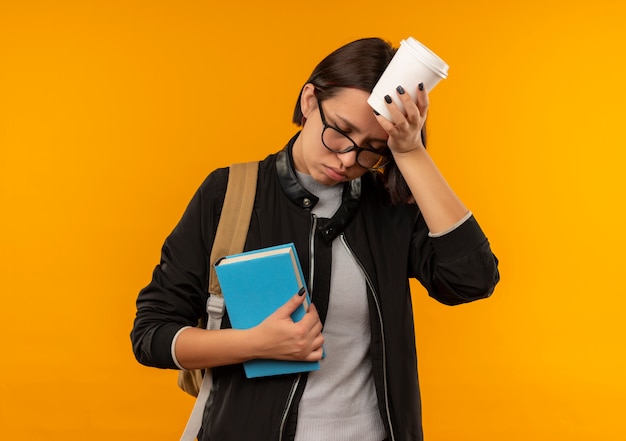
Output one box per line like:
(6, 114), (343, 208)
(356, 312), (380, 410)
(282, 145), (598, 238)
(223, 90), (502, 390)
(367, 37), (449, 121)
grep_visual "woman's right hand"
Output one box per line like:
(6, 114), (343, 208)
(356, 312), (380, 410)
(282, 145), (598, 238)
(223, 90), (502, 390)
(175, 293), (324, 370)
(252, 293), (325, 362)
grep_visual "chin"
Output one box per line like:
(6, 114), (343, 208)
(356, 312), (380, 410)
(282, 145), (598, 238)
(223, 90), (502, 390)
(312, 172), (339, 186)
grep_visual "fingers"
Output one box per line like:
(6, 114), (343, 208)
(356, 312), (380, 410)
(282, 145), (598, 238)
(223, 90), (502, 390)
(301, 303), (323, 338)
(274, 292), (307, 318)
(374, 84), (427, 127)
(306, 341), (325, 361)
(295, 303), (324, 360)
(392, 83), (428, 122)
(261, 295), (324, 361)
(380, 91), (406, 126)
(414, 82), (429, 118)
(372, 83), (429, 154)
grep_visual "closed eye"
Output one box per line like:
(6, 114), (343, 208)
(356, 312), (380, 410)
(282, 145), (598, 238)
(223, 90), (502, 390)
(325, 105), (388, 150)
(328, 119), (352, 136)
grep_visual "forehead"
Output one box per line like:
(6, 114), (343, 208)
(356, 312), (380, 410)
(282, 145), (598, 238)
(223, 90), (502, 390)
(325, 87), (370, 107)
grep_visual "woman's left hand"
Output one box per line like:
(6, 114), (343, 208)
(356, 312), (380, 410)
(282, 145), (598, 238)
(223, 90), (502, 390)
(373, 83), (469, 234)
(374, 83), (429, 155)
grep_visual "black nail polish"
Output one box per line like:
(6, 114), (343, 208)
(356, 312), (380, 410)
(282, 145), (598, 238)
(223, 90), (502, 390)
(396, 85), (405, 95)
(384, 95), (392, 104)
(297, 286), (306, 296)
(373, 109), (380, 116)
(418, 82), (424, 91)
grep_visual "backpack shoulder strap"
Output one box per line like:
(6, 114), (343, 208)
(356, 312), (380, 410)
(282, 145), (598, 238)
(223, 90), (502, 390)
(208, 161), (259, 296)
(179, 161), (258, 441)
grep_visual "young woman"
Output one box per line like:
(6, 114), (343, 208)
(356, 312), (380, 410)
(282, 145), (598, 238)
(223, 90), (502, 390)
(131, 37), (500, 441)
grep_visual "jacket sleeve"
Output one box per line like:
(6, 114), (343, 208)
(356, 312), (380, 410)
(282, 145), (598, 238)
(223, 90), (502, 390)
(410, 213), (500, 306)
(130, 168), (228, 369)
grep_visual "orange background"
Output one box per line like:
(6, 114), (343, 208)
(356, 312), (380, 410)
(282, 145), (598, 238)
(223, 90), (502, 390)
(1, 0), (625, 439)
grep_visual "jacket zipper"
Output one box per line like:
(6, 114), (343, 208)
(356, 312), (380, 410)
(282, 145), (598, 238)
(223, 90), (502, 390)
(340, 233), (396, 441)
(278, 214), (318, 441)
(308, 214), (317, 294)
(279, 375), (301, 441)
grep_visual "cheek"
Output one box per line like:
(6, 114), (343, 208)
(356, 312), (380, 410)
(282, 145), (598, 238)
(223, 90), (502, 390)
(302, 129), (326, 158)
(295, 129), (324, 174)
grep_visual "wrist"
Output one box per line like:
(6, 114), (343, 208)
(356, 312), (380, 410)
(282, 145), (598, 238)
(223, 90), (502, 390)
(391, 144), (427, 160)
(245, 327), (267, 359)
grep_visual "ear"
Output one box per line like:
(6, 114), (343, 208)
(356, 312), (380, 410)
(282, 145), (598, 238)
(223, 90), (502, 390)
(300, 83), (318, 119)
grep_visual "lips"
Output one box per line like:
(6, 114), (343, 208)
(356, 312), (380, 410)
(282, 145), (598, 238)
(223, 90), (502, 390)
(324, 166), (348, 182)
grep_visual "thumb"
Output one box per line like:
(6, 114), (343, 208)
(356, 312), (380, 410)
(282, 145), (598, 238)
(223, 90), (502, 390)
(274, 288), (307, 319)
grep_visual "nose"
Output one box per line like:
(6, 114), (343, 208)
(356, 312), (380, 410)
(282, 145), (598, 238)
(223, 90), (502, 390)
(337, 149), (358, 169)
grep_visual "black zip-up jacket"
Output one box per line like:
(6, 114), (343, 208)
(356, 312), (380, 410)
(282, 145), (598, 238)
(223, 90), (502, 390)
(131, 134), (500, 441)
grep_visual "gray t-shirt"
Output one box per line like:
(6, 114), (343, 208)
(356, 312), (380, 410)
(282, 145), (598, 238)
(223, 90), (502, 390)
(294, 172), (387, 441)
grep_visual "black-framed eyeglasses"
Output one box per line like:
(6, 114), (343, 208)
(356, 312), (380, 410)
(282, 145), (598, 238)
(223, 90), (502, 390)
(317, 99), (392, 171)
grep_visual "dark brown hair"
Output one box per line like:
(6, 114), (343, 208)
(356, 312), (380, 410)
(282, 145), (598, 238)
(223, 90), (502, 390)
(292, 37), (424, 205)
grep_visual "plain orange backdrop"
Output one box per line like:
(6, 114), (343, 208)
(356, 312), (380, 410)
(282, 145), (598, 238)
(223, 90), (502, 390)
(1, 0), (625, 439)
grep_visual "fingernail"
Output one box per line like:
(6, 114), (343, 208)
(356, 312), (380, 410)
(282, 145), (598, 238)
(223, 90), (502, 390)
(297, 286), (306, 296)
(396, 85), (405, 95)
(418, 82), (424, 91)
(373, 109), (380, 116)
(384, 95), (392, 104)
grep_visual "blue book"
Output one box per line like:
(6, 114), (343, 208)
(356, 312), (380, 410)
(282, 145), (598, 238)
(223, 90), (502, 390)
(214, 243), (320, 378)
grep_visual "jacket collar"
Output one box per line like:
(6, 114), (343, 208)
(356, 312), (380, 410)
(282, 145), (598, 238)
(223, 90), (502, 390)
(276, 132), (362, 241)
